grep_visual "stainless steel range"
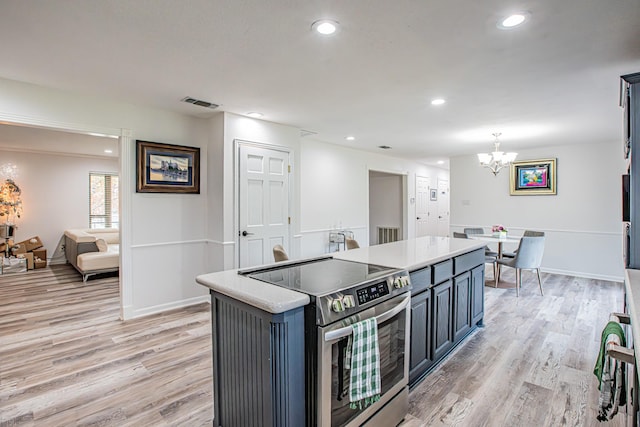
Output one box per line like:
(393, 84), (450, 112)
(241, 256), (411, 427)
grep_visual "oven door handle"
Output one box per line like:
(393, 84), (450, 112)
(323, 295), (410, 342)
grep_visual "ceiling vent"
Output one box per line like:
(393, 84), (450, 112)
(181, 96), (220, 109)
(300, 129), (318, 137)
(378, 145), (392, 150)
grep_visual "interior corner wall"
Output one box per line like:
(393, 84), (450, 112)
(299, 139), (449, 257)
(0, 77), (211, 319)
(0, 149), (118, 262)
(205, 113), (225, 273)
(450, 140), (625, 281)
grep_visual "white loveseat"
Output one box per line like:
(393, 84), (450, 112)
(64, 228), (119, 282)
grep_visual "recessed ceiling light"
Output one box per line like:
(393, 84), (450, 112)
(437, 160), (445, 165)
(312, 19), (339, 35)
(104, 149), (113, 154)
(498, 13), (529, 29)
(246, 112), (263, 118)
(431, 98), (446, 106)
(345, 136), (355, 141)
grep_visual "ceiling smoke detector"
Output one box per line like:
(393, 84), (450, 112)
(181, 96), (220, 109)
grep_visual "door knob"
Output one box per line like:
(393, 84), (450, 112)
(241, 230), (254, 237)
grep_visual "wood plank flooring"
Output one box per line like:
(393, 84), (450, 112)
(0, 264), (629, 426)
(405, 270), (627, 427)
(0, 265), (213, 426)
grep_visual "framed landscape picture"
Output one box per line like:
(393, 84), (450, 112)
(509, 158), (557, 195)
(136, 140), (200, 193)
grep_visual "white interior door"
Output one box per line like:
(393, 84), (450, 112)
(416, 175), (430, 237)
(239, 143), (290, 268)
(436, 179), (450, 236)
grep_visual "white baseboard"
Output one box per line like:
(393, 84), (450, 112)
(541, 267), (623, 283)
(123, 295), (210, 320)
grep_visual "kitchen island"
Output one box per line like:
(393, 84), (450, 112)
(196, 236), (487, 426)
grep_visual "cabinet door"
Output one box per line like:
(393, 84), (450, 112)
(409, 289), (432, 384)
(453, 272), (472, 343)
(471, 265), (485, 325)
(433, 279), (453, 361)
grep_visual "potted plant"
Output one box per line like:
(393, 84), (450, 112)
(491, 224), (507, 238)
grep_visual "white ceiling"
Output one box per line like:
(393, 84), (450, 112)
(0, 0), (639, 164)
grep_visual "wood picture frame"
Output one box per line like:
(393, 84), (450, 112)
(136, 140), (200, 193)
(509, 158), (557, 195)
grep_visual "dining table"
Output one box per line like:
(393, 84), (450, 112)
(468, 234), (521, 258)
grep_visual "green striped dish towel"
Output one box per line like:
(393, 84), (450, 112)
(349, 317), (381, 410)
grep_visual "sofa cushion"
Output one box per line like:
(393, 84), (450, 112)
(77, 244), (119, 271)
(95, 238), (108, 252)
(89, 229), (119, 244)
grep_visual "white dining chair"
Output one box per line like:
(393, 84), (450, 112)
(463, 227), (498, 257)
(502, 230), (545, 258)
(495, 236), (545, 297)
(346, 237), (360, 250)
(273, 244), (289, 262)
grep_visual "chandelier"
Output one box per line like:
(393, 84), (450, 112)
(477, 133), (517, 176)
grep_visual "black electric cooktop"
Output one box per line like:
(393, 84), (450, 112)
(242, 257), (398, 297)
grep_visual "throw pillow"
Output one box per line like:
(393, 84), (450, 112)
(95, 238), (108, 252)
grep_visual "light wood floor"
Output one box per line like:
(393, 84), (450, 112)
(0, 264), (628, 426)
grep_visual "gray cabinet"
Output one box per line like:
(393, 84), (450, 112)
(453, 271), (472, 342)
(409, 288), (432, 384)
(409, 248), (485, 387)
(471, 265), (485, 325)
(433, 279), (453, 361)
(622, 72), (640, 268)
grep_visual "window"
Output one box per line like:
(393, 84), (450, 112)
(89, 172), (119, 229)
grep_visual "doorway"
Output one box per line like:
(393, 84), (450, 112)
(237, 141), (291, 268)
(369, 170), (406, 245)
(0, 119), (126, 318)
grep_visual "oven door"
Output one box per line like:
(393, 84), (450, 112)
(317, 293), (410, 427)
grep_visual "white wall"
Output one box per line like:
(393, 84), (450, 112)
(0, 77), (450, 319)
(217, 113), (301, 267)
(299, 139), (449, 257)
(450, 141), (625, 281)
(0, 77), (211, 319)
(0, 149), (118, 262)
(369, 173), (403, 244)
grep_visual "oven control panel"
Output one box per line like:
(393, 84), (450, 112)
(356, 282), (390, 305)
(323, 272), (411, 319)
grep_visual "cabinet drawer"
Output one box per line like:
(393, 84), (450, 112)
(410, 266), (432, 294)
(454, 249), (484, 275)
(432, 260), (453, 284)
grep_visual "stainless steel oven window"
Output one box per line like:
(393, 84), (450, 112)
(318, 294), (410, 427)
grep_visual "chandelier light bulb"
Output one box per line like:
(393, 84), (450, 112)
(477, 133), (517, 176)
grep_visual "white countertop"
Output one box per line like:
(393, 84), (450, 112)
(196, 236), (486, 313)
(196, 268), (311, 314)
(333, 236), (487, 270)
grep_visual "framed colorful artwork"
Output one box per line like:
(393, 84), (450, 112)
(509, 158), (557, 195)
(136, 140), (200, 193)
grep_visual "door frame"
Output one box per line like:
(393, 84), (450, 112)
(234, 139), (293, 268)
(0, 112), (130, 319)
(367, 167), (408, 245)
